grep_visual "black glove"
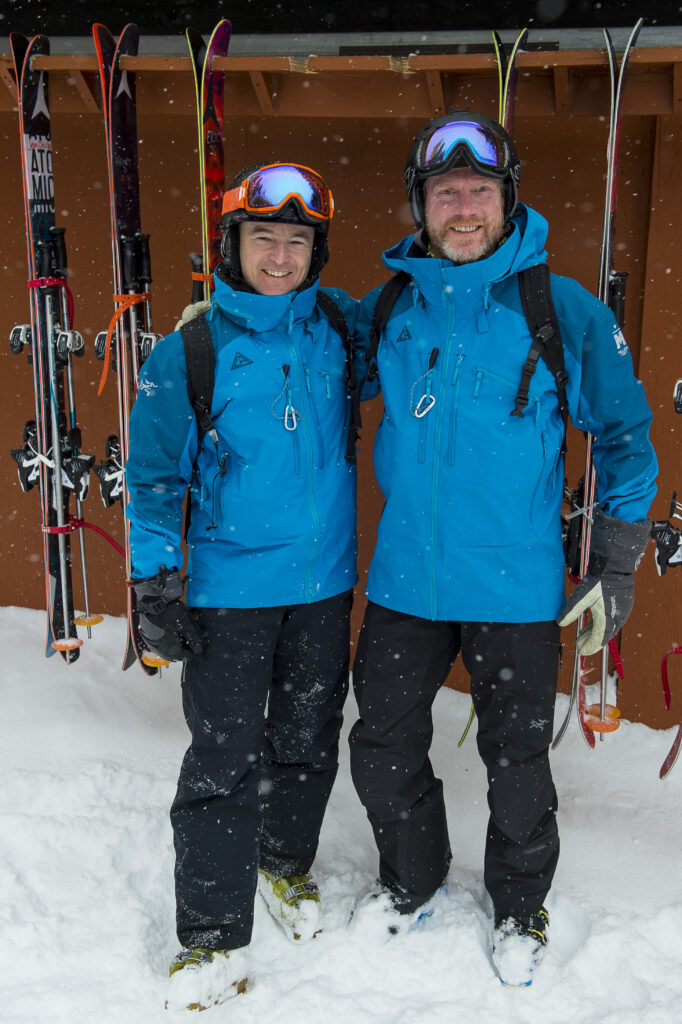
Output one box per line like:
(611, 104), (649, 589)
(132, 566), (204, 662)
(557, 509), (650, 656)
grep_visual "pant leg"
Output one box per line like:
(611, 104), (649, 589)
(259, 590), (353, 877)
(349, 601), (459, 904)
(461, 620), (561, 922)
(171, 605), (283, 951)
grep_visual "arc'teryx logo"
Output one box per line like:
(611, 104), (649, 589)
(138, 379), (158, 396)
(231, 352), (253, 370)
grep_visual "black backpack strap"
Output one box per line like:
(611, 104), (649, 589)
(513, 263), (570, 454)
(180, 315), (217, 454)
(315, 291), (361, 464)
(315, 290), (355, 390)
(345, 271), (412, 463)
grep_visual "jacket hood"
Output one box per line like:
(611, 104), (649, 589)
(212, 271), (320, 334)
(382, 203), (548, 311)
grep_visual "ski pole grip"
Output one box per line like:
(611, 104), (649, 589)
(136, 232), (152, 285)
(190, 253), (205, 304)
(50, 226), (68, 278)
(608, 270), (628, 329)
(37, 240), (52, 279)
(121, 236), (138, 291)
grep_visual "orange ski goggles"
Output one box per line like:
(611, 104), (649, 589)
(222, 163), (334, 223)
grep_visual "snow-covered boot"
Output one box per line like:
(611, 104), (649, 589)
(492, 907), (549, 987)
(164, 946), (248, 1012)
(350, 881), (447, 936)
(258, 870), (322, 942)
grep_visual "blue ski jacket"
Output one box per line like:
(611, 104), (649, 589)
(126, 275), (360, 608)
(357, 204), (657, 623)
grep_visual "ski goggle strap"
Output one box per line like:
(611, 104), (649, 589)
(222, 163), (334, 222)
(415, 120), (511, 177)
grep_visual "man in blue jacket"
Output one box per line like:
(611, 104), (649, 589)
(126, 163), (360, 1010)
(348, 113), (656, 985)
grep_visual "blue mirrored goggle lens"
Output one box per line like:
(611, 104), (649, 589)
(421, 122), (504, 171)
(248, 166), (327, 215)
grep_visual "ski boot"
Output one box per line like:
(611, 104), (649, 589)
(164, 946), (247, 1012)
(258, 869), (322, 942)
(492, 906), (549, 987)
(350, 881), (447, 936)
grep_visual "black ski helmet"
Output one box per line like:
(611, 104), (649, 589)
(220, 162), (332, 289)
(404, 111), (521, 230)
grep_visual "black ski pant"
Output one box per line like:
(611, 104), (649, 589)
(349, 602), (560, 921)
(171, 590), (352, 951)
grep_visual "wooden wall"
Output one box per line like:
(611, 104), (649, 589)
(1, 50), (681, 729)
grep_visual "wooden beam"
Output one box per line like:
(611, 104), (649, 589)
(425, 70), (445, 116)
(553, 66), (571, 116)
(249, 71), (274, 115)
(17, 46), (682, 76)
(65, 70), (99, 113)
(674, 62), (682, 115)
(0, 62), (17, 105)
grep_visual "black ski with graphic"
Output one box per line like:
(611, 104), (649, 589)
(92, 23), (162, 674)
(9, 33), (98, 663)
(553, 19), (644, 750)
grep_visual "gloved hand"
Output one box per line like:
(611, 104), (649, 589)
(557, 508), (650, 656)
(174, 299), (211, 332)
(132, 566), (204, 662)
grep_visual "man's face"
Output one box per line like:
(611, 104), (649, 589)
(424, 167), (505, 264)
(239, 220), (315, 295)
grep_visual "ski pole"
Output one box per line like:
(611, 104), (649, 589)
(51, 226), (102, 638)
(37, 239), (81, 656)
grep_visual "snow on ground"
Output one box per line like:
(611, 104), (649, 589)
(1, 605), (681, 1024)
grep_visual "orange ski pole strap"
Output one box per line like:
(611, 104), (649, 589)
(661, 644), (682, 711)
(191, 271), (214, 287)
(97, 292), (151, 396)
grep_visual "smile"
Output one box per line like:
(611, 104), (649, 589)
(263, 269), (290, 277)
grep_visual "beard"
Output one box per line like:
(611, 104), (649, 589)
(426, 216), (506, 265)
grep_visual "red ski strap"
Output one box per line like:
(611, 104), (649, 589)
(97, 292), (151, 397)
(661, 645), (682, 711)
(607, 637), (625, 681)
(42, 516), (125, 559)
(28, 276), (75, 329)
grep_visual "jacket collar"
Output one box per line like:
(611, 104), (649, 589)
(212, 273), (319, 334)
(382, 204), (549, 312)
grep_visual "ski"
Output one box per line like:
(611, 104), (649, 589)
(656, 645), (682, 779)
(660, 722), (682, 779)
(492, 28), (528, 133)
(9, 33), (98, 663)
(92, 23), (163, 674)
(553, 19), (644, 750)
(186, 19), (232, 302)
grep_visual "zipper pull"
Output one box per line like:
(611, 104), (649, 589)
(282, 364), (298, 430)
(414, 348), (439, 418)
